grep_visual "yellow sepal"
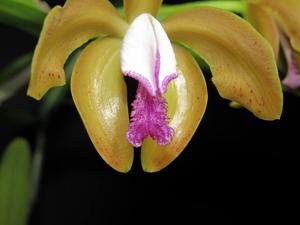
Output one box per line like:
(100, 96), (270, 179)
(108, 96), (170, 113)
(163, 7), (283, 120)
(124, 0), (163, 23)
(28, 0), (128, 100)
(71, 38), (133, 173)
(257, 0), (300, 51)
(246, 3), (280, 60)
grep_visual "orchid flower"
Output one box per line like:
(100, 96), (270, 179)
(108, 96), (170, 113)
(245, 0), (300, 90)
(27, 0), (282, 172)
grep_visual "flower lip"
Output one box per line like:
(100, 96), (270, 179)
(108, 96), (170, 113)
(126, 84), (174, 147)
(121, 13), (177, 147)
(121, 13), (177, 96)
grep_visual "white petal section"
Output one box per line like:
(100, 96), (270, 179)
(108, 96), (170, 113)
(121, 13), (177, 96)
(151, 16), (178, 93)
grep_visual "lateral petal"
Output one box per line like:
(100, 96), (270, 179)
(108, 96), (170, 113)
(71, 38), (133, 173)
(124, 0), (163, 23)
(151, 16), (178, 93)
(141, 45), (208, 172)
(246, 2), (280, 60)
(163, 7), (283, 120)
(28, 0), (128, 100)
(257, 0), (300, 51)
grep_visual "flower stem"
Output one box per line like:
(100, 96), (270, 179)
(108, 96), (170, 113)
(30, 129), (46, 205)
(158, 1), (246, 20)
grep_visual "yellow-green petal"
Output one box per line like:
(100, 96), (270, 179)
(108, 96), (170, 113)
(141, 44), (208, 173)
(163, 7), (283, 120)
(71, 38), (133, 173)
(27, 0), (128, 100)
(124, 0), (162, 23)
(246, 3), (280, 60)
(257, 0), (300, 51)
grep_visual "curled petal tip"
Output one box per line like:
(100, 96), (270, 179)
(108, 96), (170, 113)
(161, 73), (178, 93)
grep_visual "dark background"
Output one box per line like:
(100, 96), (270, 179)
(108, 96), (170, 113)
(0, 0), (299, 224)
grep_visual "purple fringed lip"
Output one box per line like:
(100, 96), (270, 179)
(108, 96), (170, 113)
(120, 13), (178, 147)
(126, 84), (174, 147)
(161, 73), (178, 93)
(124, 67), (177, 147)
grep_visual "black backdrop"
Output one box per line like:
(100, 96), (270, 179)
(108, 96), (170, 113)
(0, 0), (299, 224)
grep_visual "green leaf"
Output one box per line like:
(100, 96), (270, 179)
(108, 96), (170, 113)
(5, 0), (49, 11)
(158, 1), (245, 20)
(0, 138), (31, 225)
(0, 53), (32, 106)
(0, 65), (30, 106)
(0, 0), (47, 36)
(0, 52), (32, 83)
